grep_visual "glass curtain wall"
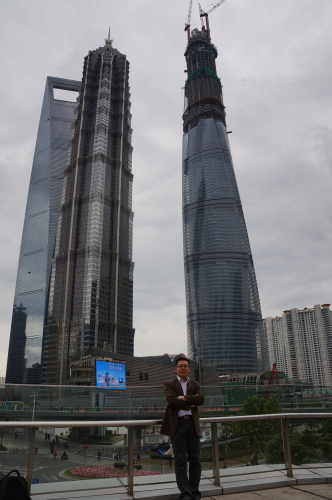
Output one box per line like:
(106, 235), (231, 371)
(182, 29), (267, 373)
(6, 77), (80, 384)
(43, 40), (135, 385)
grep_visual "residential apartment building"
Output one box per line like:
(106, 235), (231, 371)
(263, 304), (332, 386)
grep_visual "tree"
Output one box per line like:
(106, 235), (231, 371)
(232, 396), (281, 463)
(267, 432), (316, 465)
(301, 427), (316, 449)
(316, 420), (332, 461)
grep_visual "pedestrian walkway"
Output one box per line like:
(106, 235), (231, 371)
(30, 464), (332, 499)
(219, 484), (332, 498)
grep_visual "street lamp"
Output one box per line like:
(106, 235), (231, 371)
(30, 391), (38, 421)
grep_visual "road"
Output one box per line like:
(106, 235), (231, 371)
(0, 431), (170, 485)
(0, 449), (129, 484)
(0, 430), (230, 484)
(0, 430), (132, 485)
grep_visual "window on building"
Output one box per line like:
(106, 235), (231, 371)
(145, 373), (148, 381)
(139, 373), (143, 381)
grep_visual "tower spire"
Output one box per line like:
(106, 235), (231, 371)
(104, 27), (113, 47)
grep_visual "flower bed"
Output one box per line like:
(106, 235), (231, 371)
(69, 465), (161, 479)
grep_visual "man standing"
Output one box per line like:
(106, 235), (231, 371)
(161, 355), (204, 500)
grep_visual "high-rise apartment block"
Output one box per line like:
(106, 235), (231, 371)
(42, 35), (134, 385)
(264, 304), (332, 385)
(6, 77), (80, 384)
(182, 26), (267, 373)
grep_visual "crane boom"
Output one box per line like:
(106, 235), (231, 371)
(206, 0), (226, 15)
(186, 0), (193, 25)
(198, 3), (205, 29)
(184, 0), (193, 42)
(200, 0), (227, 39)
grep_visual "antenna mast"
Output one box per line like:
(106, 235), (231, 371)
(184, 0), (193, 42)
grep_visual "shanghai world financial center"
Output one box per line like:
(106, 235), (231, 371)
(7, 25), (266, 384)
(6, 37), (135, 385)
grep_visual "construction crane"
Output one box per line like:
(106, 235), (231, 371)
(267, 362), (277, 400)
(199, 0), (227, 40)
(184, 0), (193, 42)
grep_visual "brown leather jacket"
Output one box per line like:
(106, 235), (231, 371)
(160, 377), (204, 437)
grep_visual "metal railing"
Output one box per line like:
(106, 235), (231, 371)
(2, 412), (332, 497)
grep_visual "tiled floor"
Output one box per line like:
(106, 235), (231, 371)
(30, 465), (332, 499)
(212, 484), (332, 499)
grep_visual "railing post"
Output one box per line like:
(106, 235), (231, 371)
(27, 427), (36, 495)
(281, 418), (293, 477)
(127, 425), (134, 497)
(211, 422), (220, 486)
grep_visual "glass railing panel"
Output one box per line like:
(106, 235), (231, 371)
(200, 422), (213, 474)
(286, 416), (330, 468)
(1, 384), (332, 417)
(1, 427), (31, 485)
(28, 425), (131, 492)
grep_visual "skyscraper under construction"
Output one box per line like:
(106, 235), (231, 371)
(182, 6), (267, 373)
(42, 34), (134, 384)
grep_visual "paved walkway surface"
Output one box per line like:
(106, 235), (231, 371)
(211, 484), (332, 498)
(29, 465), (332, 499)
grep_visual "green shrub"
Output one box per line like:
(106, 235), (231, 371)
(200, 440), (249, 462)
(134, 464), (142, 470)
(114, 461), (127, 469)
(150, 454), (168, 460)
(302, 457), (318, 465)
(267, 432), (316, 466)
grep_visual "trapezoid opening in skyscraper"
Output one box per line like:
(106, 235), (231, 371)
(182, 1), (268, 374)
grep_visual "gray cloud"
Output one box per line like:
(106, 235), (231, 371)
(0, 0), (332, 375)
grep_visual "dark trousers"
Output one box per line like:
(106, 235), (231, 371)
(171, 417), (201, 500)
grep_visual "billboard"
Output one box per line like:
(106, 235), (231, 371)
(96, 360), (126, 390)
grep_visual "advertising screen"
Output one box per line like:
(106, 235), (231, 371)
(96, 360), (126, 390)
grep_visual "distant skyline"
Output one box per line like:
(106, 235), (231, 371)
(0, 0), (332, 376)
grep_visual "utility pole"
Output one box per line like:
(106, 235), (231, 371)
(198, 348), (203, 386)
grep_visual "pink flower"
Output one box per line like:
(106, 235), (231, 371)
(69, 466), (161, 479)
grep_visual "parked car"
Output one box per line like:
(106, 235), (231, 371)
(150, 442), (170, 452)
(200, 437), (212, 445)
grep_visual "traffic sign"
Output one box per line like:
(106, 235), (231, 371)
(158, 448), (164, 456)
(32, 479), (39, 484)
(146, 446), (150, 451)
(84, 443), (88, 449)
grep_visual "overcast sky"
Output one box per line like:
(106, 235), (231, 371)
(0, 0), (331, 376)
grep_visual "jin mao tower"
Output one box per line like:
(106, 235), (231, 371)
(42, 34), (135, 384)
(182, 6), (267, 373)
